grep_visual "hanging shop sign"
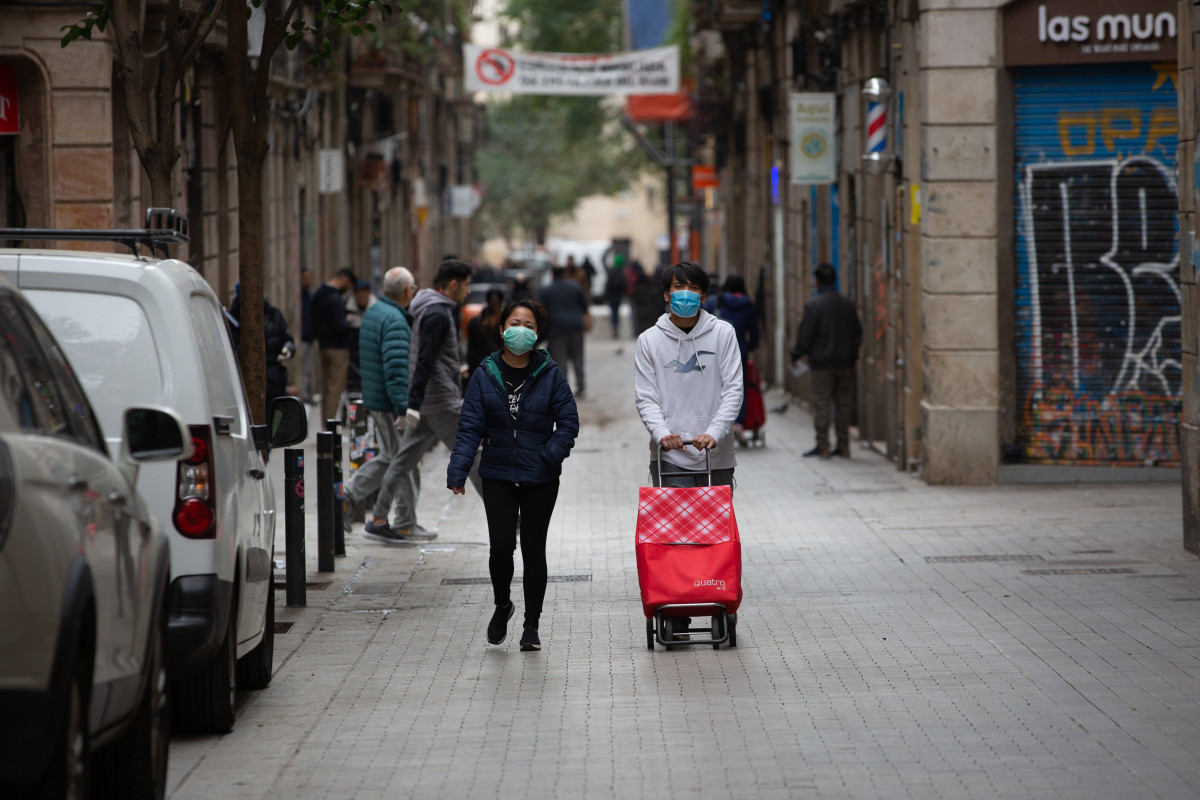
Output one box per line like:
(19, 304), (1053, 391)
(1004, 0), (1177, 66)
(789, 92), (836, 185)
(463, 44), (678, 96)
(0, 64), (17, 135)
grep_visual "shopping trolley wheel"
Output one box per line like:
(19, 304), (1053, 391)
(728, 613), (738, 648)
(645, 618), (655, 650)
(663, 617), (674, 651)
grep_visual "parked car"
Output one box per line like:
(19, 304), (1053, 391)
(0, 210), (308, 735)
(0, 282), (192, 798)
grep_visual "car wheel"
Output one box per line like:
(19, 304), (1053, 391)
(92, 608), (169, 799)
(35, 662), (89, 799)
(237, 591), (275, 690)
(172, 604), (237, 734)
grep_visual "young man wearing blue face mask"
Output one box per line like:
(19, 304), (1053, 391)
(634, 261), (744, 487)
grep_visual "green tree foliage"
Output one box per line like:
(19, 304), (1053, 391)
(477, 0), (636, 242)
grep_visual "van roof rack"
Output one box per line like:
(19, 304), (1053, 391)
(0, 208), (189, 259)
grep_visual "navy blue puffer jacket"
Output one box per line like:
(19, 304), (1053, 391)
(447, 349), (579, 487)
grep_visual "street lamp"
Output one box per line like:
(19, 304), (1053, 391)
(861, 77), (893, 176)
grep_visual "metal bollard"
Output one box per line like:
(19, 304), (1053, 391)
(326, 418), (345, 557)
(284, 448), (306, 607)
(316, 431), (335, 572)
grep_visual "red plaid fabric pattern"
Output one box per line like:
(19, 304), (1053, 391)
(637, 486), (736, 545)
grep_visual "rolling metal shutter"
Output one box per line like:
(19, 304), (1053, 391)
(1014, 64), (1180, 466)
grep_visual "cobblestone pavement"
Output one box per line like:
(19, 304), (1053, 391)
(167, 319), (1200, 799)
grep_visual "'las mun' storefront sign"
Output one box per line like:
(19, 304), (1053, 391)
(1004, 0), (1177, 66)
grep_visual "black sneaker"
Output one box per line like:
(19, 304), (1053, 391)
(803, 446), (832, 458)
(487, 603), (514, 645)
(362, 520), (412, 545)
(519, 626), (540, 651)
(407, 524), (438, 541)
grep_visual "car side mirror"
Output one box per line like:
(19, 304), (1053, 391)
(122, 406), (193, 463)
(267, 396), (308, 449)
(118, 405), (192, 487)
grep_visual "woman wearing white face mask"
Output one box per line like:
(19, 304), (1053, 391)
(448, 299), (580, 651)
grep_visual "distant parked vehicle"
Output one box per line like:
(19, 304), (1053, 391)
(0, 281), (192, 798)
(0, 210), (309, 735)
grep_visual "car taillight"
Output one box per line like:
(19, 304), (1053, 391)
(174, 425), (216, 539)
(175, 498), (214, 536)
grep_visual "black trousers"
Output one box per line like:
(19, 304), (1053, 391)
(482, 479), (560, 627)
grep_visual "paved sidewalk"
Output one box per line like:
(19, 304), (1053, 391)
(168, 321), (1200, 799)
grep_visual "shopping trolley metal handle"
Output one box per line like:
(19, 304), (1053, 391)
(654, 439), (713, 487)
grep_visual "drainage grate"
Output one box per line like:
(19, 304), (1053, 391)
(925, 555), (1045, 564)
(441, 574), (592, 586)
(274, 621), (295, 634)
(1022, 567), (1137, 576)
(273, 579), (333, 590)
(350, 582), (404, 595)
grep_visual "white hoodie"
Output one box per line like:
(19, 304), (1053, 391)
(634, 310), (744, 471)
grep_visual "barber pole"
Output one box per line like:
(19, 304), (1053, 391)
(866, 101), (886, 155)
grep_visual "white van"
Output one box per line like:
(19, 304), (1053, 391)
(0, 211), (307, 734)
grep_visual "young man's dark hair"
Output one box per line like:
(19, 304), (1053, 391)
(815, 263), (837, 287)
(660, 260), (710, 294)
(435, 258), (473, 288)
(337, 266), (358, 284)
(722, 274), (748, 295)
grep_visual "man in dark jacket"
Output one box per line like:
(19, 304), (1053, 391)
(228, 288), (296, 418)
(299, 268), (315, 402)
(361, 258), (483, 544)
(311, 267), (357, 423)
(538, 266), (591, 397)
(790, 263), (863, 458)
(343, 267), (420, 540)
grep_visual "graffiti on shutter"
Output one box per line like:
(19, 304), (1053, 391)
(1015, 64), (1180, 465)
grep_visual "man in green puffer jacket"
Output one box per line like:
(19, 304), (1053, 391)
(342, 267), (418, 534)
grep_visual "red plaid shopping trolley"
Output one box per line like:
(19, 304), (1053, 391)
(636, 442), (741, 650)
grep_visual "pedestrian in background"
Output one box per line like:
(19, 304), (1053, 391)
(342, 267), (420, 542)
(790, 262), (862, 458)
(448, 299), (579, 651)
(228, 286), (296, 420)
(365, 258), (483, 544)
(345, 279), (377, 398)
(311, 266), (357, 423)
(539, 265), (591, 399)
(467, 286), (506, 374)
(299, 268), (316, 403)
(604, 256), (627, 339)
(706, 274), (760, 442)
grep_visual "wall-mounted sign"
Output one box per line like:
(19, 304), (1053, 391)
(789, 92), (836, 185)
(692, 165), (719, 190)
(1004, 0), (1177, 66)
(0, 64), (18, 135)
(463, 44), (679, 96)
(318, 149), (344, 194)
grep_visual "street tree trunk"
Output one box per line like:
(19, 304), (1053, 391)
(224, 0), (270, 426)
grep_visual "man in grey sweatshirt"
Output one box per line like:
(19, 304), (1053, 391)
(634, 261), (744, 486)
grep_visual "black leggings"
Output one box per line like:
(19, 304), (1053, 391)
(482, 479), (560, 627)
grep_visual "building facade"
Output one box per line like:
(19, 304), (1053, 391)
(692, 0), (1182, 486)
(0, 4), (481, 337)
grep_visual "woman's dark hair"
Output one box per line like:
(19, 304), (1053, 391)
(485, 287), (506, 303)
(499, 299), (547, 332)
(722, 274), (747, 295)
(660, 260), (710, 294)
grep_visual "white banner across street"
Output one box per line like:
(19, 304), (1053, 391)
(463, 44), (679, 96)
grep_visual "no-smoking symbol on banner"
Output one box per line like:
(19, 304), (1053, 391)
(476, 49), (515, 86)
